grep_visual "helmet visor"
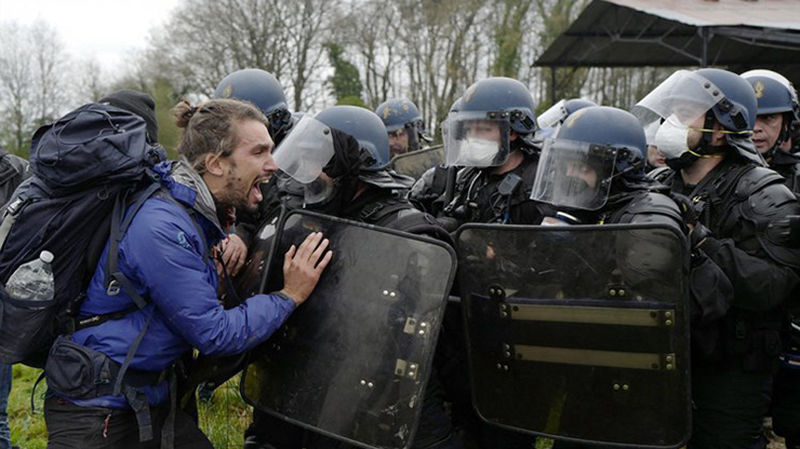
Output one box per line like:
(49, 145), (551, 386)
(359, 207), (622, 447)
(632, 70), (725, 129)
(443, 111), (511, 167)
(273, 116), (335, 183)
(537, 99), (568, 130)
(531, 138), (621, 211)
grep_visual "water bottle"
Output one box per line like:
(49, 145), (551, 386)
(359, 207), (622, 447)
(6, 251), (55, 305)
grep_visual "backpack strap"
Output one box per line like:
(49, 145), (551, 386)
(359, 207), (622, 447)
(105, 182), (162, 304)
(0, 195), (29, 253)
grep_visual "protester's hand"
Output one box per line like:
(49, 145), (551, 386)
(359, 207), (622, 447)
(280, 232), (333, 306)
(221, 234), (248, 276)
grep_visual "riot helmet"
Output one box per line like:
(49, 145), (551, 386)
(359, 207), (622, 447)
(443, 77), (537, 168)
(375, 98), (432, 156)
(213, 69), (294, 144)
(741, 70), (800, 157)
(632, 68), (761, 169)
(315, 106), (390, 171)
(531, 106), (646, 211)
(274, 106), (402, 210)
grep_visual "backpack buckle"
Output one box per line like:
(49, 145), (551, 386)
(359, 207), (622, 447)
(106, 280), (121, 296)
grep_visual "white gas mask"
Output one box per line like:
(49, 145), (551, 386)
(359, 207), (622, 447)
(653, 115), (691, 160)
(460, 137), (499, 166)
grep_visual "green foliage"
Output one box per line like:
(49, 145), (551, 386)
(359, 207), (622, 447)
(336, 95), (368, 107)
(8, 365), (252, 449)
(151, 78), (182, 159)
(324, 42), (364, 103)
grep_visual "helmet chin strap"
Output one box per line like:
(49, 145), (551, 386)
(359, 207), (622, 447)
(687, 111), (753, 158)
(767, 113), (793, 160)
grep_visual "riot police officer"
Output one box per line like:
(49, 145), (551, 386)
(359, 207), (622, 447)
(640, 68), (800, 449)
(375, 98), (432, 157)
(408, 78), (543, 448)
(741, 69), (800, 449)
(411, 77), (542, 229)
(532, 106), (682, 229)
(243, 106), (457, 449)
(521, 106), (690, 449)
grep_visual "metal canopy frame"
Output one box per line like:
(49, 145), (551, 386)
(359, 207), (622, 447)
(535, 0), (800, 73)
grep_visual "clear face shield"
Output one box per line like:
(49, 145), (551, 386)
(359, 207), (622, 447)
(631, 70), (726, 160)
(537, 99), (568, 131)
(530, 138), (624, 211)
(443, 111), (511, 167)
(272, 115), (336, 204)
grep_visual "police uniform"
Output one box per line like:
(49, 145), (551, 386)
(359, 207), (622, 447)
(654, 155), (800, 449)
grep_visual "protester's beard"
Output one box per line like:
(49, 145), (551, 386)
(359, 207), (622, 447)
(216, 166), (258, 213)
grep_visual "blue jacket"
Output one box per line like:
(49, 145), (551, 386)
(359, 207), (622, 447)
(63, 161), (295, 408)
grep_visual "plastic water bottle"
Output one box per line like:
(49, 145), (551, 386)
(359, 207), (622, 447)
(6, 251), (55, 304)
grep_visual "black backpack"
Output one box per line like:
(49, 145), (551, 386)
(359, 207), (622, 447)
(0, 103), (165, 367)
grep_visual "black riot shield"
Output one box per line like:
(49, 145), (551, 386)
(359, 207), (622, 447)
(455, 223), (690, 448)
(241, 209), (457, 449)
(390, 145), (444, 179)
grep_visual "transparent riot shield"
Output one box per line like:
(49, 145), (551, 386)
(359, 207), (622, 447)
(455, 223), (690, 448)
(241, 209), (457, 449)
(390, 145), (444, 180)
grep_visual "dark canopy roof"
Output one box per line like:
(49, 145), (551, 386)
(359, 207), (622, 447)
(535, 0), (800, 83)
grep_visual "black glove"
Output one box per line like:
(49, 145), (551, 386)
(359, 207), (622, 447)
(690, 222), (712, 250)
(670, 192), (712, 250)
(669, 192), (699, 228)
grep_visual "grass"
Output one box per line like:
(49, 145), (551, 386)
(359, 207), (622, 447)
(8, 365), (252, 449)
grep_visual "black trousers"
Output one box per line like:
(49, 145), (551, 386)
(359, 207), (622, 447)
(44, 397), (213, 449)
(689, 361), (773, 449)
(771, 365), (800, 448)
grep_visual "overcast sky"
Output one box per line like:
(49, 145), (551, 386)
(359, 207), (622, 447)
(0, 0), (181, 72)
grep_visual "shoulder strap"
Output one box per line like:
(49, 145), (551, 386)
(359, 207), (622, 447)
(104, 182), (162, 306)
(0, 195), (30, 252)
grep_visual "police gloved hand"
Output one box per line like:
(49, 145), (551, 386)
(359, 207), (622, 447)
(669, 193), (699, 230)
(280, 232), (333, 306)
(690, 222), (712, 250)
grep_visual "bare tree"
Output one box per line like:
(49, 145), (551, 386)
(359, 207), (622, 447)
(74, 58), (109, 103)
(29, 20), (68, 127)
(333, 1), (399, 107)
(276, 0), (333, 111)
(147, 0), (332, 110)
(0, 21), (70, 154)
